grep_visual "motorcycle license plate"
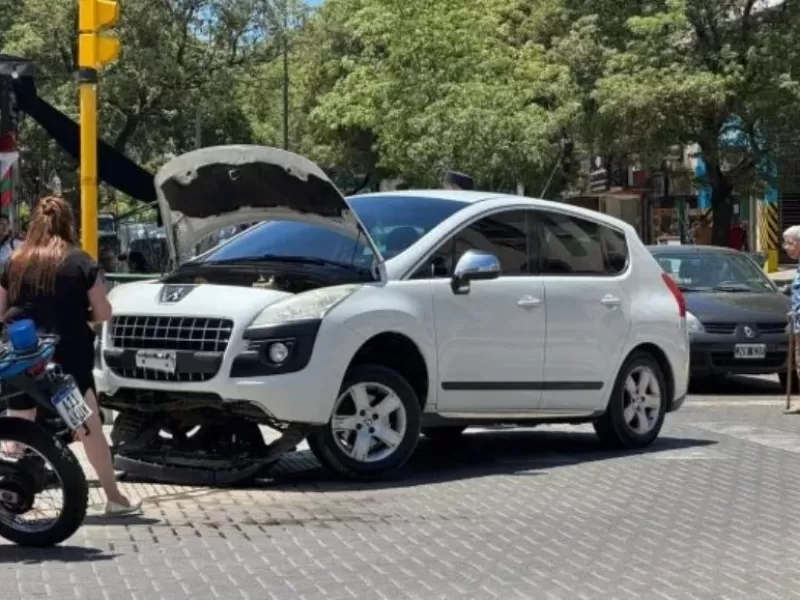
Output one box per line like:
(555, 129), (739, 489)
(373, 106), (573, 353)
(50, 383), (92, 430)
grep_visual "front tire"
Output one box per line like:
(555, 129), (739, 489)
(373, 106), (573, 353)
(0, 418), (88, 546)
(308, 365), (421, 479)
(594, 352), (667, 449)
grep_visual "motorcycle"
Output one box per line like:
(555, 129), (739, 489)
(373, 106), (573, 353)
(0, 317), (91, 546)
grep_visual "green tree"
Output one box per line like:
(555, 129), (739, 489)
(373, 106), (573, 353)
(582, 0), (800, 243)
(1, 0), (288, 211)
(291, 0), (573, 189)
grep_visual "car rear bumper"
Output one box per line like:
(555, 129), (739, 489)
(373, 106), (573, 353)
(690, 336), (788, 376)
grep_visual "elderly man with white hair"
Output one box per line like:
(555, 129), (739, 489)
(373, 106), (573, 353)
(784, 226), (800, 345)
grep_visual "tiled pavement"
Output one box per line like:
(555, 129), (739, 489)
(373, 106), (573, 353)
(5, 376), (800, 599)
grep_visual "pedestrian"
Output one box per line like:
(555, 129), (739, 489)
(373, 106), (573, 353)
(693, 213), (712, 245)
(443, 170), (475, 191)
(0, 196), (141, 516)
(784, 226), (800, 373)
(728, 217), (748, 251)
(0, 214), (21, 263)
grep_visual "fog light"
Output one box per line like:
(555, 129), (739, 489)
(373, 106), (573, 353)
(267, 342), (290, 364)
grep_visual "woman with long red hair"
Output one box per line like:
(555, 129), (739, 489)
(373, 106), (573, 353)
(0, 196), (140, 516)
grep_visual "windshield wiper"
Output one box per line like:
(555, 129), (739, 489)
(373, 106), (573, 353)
(712, 283), (753, 292)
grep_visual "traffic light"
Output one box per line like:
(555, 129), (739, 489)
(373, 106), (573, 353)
(77, 0), (120, 260)
(78, 0), (121, 70)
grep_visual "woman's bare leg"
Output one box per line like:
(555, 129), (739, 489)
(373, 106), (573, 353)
(76, 389), (133, 506)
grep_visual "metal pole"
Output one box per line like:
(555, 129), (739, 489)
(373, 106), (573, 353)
(788, 329), (794, 411)
(282, 1), (289, 150)
(195, 107), (202, 149)
(79, 75), (99, 260)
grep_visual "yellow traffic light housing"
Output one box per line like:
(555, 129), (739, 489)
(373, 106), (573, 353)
(78, 0), (121, 69)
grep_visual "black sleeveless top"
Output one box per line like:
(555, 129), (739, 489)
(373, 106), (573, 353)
(1, 248), (99, 376)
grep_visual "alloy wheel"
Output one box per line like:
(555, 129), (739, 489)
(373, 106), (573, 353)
(622, 365), (662, 435)
(330, 382), (407, 463)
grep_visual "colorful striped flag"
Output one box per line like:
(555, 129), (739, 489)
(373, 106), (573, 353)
(0, 152), (18, 208)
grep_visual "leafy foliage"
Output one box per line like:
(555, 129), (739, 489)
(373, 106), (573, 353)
(0, 0), (798, 240)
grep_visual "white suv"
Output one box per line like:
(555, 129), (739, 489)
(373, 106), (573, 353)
(96, 145), (690, 484)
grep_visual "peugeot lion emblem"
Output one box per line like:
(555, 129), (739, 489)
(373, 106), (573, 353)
(159, 285), (195, 303)
(743, 325), (756, 339)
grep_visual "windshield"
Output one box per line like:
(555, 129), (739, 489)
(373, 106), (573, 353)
(193, 195), (467, 266)
(98, 216), (115, 233)
(655, 252), (777, 292)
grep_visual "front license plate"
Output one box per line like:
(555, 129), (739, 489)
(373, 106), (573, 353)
(734, 343), (766, 359)
(51, 383), (92, 431)
(135, 350), (177, 373)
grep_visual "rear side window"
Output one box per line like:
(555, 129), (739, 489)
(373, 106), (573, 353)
(537, 212), (628, 276)
(600, 225), (629, 274)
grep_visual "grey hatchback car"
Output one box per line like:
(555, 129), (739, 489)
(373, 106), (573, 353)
(649, 245), (793, 390)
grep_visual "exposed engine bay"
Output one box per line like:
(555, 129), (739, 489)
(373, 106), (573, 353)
(162, 262), (374, 293)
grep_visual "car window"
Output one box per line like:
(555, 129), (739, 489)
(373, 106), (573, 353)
(194, 195), (467, 267)
(411, 210), (529, 279)
(537, 212), (607, 275)
(349, 195), (467, 258)
(654, 252), (777, 292)
(196, 220), (375, 267)
(600, 224), (629, 274)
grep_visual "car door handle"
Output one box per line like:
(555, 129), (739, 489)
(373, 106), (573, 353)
(600, 294), (621, 307)
(517, 295), (541, 308)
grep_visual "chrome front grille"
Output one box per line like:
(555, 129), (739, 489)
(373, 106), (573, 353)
(109, 315), (233, 382)
(110, 315), (233, 352)
(756, 322), (787, 335)
(703, 323), (736, 335)
(703, 322), (786, 335)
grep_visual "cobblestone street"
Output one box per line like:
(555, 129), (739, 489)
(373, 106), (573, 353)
(5, 376), (800, 599)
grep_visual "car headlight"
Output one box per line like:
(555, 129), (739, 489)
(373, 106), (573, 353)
(249, 285), (361, 329)
(686, 311), (704, 334)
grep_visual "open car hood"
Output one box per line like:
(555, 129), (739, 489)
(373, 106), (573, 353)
(154, 145), (385, 271)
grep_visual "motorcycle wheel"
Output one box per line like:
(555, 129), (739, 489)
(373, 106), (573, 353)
(0, 418), (88, 546)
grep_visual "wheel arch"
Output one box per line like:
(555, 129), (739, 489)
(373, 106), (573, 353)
(344, 331), (430, 409)
(613, 343), (675, 410)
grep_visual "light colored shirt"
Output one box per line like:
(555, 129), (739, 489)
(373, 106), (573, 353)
(0, 236), (19, 265)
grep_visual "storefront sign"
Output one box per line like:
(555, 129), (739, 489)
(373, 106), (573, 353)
(588, 156), (608, 193)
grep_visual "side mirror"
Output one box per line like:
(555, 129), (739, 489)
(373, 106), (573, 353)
(117, 253), (128, 261)
(450, 250), (501, 294)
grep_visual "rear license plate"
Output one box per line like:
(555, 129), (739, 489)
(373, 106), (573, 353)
(135, 350), (177, 373)
(51, 383), (92, 431)
(734, 344), (766, 359)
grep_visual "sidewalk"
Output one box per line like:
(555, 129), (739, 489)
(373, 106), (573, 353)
(768, 265), (796, 285)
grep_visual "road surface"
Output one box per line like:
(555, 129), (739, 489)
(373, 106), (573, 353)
(3, 376), (800, 599)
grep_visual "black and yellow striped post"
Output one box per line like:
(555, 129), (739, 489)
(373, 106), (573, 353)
(758, 200), (779, 272)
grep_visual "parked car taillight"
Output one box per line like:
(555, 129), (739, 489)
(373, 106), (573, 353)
(661, 273), (686, 317)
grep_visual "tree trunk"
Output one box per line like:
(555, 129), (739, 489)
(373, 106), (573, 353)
(707, 163), (734, 247)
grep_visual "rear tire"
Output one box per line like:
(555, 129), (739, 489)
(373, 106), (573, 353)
(779, 371), (799, 394)
(0, 418), (88, 546)
(307, 365), (421, 479)
(594, 352), (667, 449)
